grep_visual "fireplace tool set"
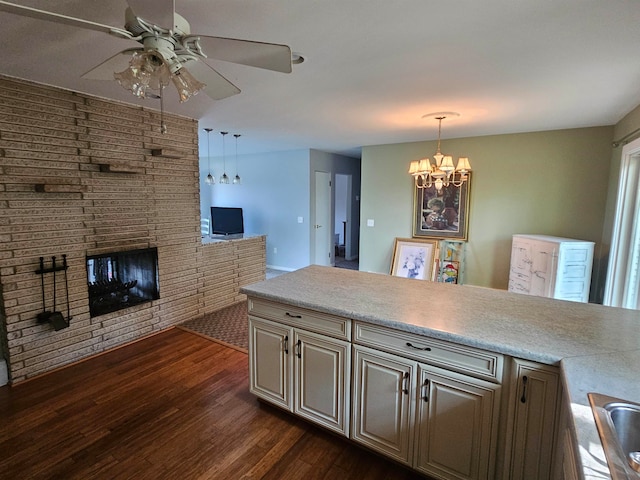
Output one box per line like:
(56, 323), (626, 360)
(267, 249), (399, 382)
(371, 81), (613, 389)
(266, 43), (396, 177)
(35, 255), (71, 331)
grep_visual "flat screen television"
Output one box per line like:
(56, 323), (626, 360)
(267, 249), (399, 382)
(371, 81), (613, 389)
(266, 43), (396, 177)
(211, 207), (244, 235)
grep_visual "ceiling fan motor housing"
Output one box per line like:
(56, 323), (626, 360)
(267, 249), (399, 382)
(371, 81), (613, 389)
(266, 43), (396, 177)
(142, 36), (181, 73)
(124, 7), (190, 36)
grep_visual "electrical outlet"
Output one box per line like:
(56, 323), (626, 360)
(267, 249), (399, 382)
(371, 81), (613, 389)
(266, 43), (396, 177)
(367, 219), (375, 227)
(297, 216), (303, 223)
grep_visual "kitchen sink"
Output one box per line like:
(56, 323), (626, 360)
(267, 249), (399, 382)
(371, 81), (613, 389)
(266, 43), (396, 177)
(589, 393), (640, 479)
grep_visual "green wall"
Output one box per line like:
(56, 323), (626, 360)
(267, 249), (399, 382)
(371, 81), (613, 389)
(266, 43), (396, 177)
(360, 126), (614, 290)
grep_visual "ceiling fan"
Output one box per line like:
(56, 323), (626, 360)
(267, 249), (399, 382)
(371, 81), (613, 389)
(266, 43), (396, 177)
(0, 0), (294, 103)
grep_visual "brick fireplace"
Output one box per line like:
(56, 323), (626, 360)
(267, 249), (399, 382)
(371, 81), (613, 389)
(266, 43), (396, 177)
(0, 75), (265, 384)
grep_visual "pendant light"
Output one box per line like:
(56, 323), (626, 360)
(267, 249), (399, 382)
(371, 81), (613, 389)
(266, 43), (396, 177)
(233, 134), (242, 184)
(220, 131), (230, 184)
(204, 128), (215, 185)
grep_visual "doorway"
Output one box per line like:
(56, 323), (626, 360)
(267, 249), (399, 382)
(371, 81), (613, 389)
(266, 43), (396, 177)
(334, 173), (359, 270)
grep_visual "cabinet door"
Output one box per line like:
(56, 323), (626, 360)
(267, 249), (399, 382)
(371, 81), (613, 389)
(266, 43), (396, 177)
(248, 316), (293, 410)
(415, 365), (500, 480)
(351, 345), (416, 465)
(507, 359), (560, 480)
(293, 329), (350, 436)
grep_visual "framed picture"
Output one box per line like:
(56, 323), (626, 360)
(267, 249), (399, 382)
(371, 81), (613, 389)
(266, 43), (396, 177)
(390, 238), (438, 280)
(413, 175), (471, 240)
(437, 260), (460, 284)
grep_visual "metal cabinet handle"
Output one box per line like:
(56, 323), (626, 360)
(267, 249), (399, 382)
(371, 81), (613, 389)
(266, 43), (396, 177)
(285, 312), (302, 319)
(283, 335), (288, 354)
(406, 342), (431, 351)
(295, 339), (302, 359)
(520, 375), (528, 403)
(422, 378), (430, 402)
(402, 372), (410, 394)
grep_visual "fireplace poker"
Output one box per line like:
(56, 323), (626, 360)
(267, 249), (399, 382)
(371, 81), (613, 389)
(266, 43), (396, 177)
(36, 257), (52, 323)
(62, 254), (71, 322)
(49, 256), (68, 331)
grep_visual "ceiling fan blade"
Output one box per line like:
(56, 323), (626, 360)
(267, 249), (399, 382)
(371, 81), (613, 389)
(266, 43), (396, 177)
(126, 0), (175, 30)
(195, 35), (292, 74)
(0, 0), (131, 37)
(185, 61), (241, 101)
(81, 48), (143, 80)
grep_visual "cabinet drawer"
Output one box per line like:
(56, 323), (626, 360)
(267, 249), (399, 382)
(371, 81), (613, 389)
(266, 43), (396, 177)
(354, 321), (503, 383)
(563, 248), (589, 263)
(562, 264), (587, 278)
(248, 297), (350, 341)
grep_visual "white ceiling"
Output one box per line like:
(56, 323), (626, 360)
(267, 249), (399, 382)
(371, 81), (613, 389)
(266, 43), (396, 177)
(2, 0), (640, 158)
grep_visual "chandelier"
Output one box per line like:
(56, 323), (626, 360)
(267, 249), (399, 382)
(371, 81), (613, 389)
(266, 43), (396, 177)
(408, 114), (471, 190)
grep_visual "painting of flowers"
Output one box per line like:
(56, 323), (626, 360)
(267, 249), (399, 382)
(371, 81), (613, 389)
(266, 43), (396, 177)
(390, 238), (437, 280)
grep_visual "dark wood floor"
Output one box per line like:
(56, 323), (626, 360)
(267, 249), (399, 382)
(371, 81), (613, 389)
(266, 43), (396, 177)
(0, 328), (425, 479)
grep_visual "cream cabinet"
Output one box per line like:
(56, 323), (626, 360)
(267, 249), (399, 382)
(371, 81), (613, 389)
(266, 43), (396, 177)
(351, 345), (416, 465)
(554, 390), (581, 480)
(503, 359), (560, 480)
(351, 324), (503, 480)
(247, 296), (566, 480)
(415, 365), (500, 480)
(248, 299), (351, 437)
(508, 234), (594, 303)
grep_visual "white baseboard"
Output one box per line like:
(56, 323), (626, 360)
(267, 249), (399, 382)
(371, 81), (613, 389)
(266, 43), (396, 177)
(266, 265), (297, 272)
(0, 359), (8, 386)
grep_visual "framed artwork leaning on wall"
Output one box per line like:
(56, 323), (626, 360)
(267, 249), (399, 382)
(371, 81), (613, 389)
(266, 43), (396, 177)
(390, 238), (438, 280)
(413, 175), (471, 240)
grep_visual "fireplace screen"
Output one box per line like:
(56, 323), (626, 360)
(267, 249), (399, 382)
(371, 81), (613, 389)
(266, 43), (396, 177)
(86, 247), (160, 318)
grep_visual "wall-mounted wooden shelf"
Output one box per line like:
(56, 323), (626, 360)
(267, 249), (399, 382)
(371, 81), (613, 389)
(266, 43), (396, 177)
(35, 184), (88, 193)
(99, 163), (144, 174)
(150, 148), (183, 159)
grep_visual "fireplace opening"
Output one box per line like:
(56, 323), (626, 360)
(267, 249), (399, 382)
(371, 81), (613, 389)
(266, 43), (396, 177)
(86, 247), (160, 318)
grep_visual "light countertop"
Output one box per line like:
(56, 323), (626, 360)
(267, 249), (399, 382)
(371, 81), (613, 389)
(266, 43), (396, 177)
(241, 265), (640, 480)
(201, 233), (265, 245)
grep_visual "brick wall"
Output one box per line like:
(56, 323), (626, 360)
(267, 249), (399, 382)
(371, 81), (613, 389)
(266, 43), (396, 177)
(0, 76), (265, 384)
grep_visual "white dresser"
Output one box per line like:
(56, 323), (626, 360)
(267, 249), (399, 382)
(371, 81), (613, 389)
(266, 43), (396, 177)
(508, 234), (595, 303)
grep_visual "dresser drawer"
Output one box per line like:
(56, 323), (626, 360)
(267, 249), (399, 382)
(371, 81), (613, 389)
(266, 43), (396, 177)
(248, 297), (350, 341)
(353, 321), (503, 383)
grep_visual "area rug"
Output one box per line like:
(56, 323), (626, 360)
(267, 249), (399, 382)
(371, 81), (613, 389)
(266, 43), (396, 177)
(178, 301), (248, 353)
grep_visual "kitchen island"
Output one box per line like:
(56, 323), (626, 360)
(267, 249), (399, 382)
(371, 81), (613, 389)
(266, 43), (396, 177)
(241, 265), (640, 479)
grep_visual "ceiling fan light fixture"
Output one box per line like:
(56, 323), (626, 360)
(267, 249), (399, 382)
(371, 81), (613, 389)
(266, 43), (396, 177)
(114, 51), (171, 98)
(171, 66), (206, 103)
